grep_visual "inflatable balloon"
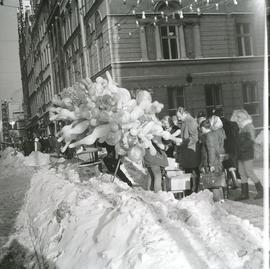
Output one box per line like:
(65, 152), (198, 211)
(50, 71), (175, 162)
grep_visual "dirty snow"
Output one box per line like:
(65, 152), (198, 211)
(0, 148), (264, 269)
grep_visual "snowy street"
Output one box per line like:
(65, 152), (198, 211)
(0, 148), (265, 269)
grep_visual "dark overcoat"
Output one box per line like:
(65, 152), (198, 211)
(237, 121), (255, 161)
(179, 115), (200, 169)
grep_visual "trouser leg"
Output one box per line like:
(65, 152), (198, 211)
(243, 160), (263, 199)
(242, 160), (260, 183)
(150, 165), (162, 192)
(235, 161), (249, 200)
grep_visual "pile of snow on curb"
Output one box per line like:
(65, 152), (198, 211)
(13, 164), (263, 269)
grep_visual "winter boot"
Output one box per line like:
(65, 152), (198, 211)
(229, 169), (238, 190)
(254, 181), (263, 199)
(235, 183), (249, 201)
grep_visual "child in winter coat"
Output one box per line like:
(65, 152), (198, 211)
(231, 109), (263, 200)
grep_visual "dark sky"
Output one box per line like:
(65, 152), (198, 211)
(0, 0), (22, 104)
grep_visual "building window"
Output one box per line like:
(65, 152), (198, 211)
(160, 25), (179, 59)
(236, 23), (253, 56)
(167, 86), (185, 114)
(242, 82), (259, 115)
(204, 84), (223, 115)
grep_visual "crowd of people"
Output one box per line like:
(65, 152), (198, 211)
(21, 134), (61, 156)
(142, 107), (263, 201)
(5, 106), (262, 201)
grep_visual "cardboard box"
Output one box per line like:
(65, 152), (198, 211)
(166, 170), (185, 177)
(167, 174), (191, 191)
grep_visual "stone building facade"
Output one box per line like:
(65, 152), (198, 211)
(19, 0), (266, 134)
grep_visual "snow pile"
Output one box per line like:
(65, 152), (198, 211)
(0, 147), (29, 177)
(13, 166), (263, 269)
(23, 151), (50, 167)
(0, 147), (24, 164)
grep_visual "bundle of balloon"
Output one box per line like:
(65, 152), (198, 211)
(165, 158), (191, 199)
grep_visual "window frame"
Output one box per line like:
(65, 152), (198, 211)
(236, 22), (253, 56)
(160, 24), (180, 60)
(242, 81), (260, 116)
(167, 86), (185, 114)
(204, 83), (223, 114)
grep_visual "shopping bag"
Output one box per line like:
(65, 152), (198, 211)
(201, 171), (226, 189)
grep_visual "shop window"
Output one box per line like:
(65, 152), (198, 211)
(204, 84), (223, 115)
(242, 82), (259, 115)
(168, 86), (185, 114)
(236, 23), (253, 56)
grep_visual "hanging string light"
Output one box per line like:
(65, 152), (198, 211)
(111, 0), (244, 39)
(142, 11), (146, 19)
(178, 10), (183, 19)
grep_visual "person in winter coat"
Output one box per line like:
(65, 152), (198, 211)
(22, 137), (34, 156)
(176, 107), (201, 193)
(231, 109), (263, 200)
(211, 108), (240, 189)
(200, 119), (226, 173)
(144, 138), (168, 192)
(161, 116), (181, 158)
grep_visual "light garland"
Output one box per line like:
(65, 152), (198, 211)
(99, 0), (244, 41)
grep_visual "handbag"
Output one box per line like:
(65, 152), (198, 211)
(202, 171), (226, 189)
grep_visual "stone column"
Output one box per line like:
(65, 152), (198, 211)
(193, 23), (202, 58)
(178, 24), (187, 58)
(154, 25), (162, 60)
(139, 26), (148, 60)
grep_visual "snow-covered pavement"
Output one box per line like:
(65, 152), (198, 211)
(0, 148), (265, 269)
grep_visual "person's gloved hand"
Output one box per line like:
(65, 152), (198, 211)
(210, 166), (215, 173)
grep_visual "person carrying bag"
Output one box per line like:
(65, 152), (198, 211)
(200, 119), (226, 201)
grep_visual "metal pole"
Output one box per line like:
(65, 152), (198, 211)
(112, 157), (121, 182)
(77, 0), (90, 78)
